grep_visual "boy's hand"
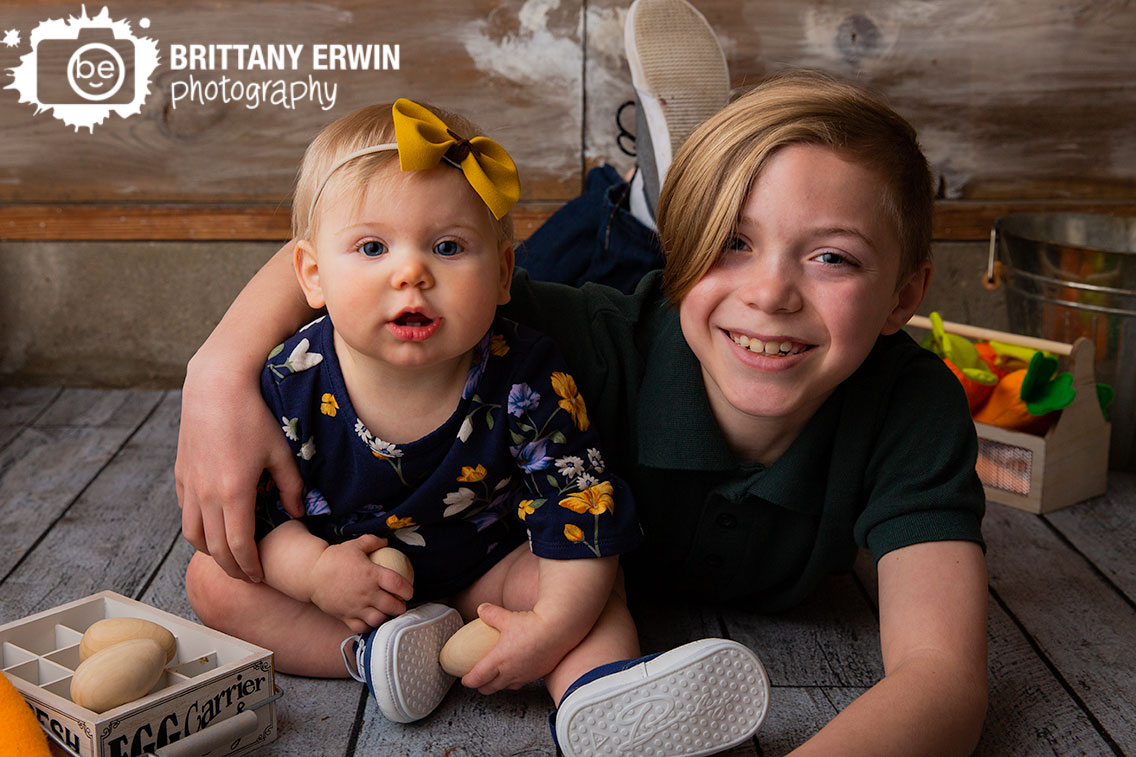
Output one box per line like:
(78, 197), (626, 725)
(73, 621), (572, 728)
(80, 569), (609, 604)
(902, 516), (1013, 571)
(176, 363), (304, 583)
(309, 534), (413, 632)
(460, 603), (577, 694)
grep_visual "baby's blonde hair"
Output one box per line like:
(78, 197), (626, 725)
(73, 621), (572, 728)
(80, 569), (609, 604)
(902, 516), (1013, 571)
(658, 70), (933, 304)
(292, 102), (515, 244)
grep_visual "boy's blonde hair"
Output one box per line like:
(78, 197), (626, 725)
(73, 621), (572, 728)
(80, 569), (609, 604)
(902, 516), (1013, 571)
(292, 102), (515, 244)
(658, 69), (933, 304)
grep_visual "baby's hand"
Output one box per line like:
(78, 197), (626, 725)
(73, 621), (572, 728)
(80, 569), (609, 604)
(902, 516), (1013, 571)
(461, 604), (576, 694)
(309, 534), (413, 632)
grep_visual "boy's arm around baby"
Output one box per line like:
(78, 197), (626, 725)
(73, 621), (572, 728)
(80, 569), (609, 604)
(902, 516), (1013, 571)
(178, 242), (313, 582)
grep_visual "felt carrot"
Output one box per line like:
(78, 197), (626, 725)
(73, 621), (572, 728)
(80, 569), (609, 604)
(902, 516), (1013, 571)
(920, 312), (998, 411)
(972, 351), (1076, 434)
(0, 672), (51, 756)
(979, 340), (1038, 377)
(942, 357), (996, 411)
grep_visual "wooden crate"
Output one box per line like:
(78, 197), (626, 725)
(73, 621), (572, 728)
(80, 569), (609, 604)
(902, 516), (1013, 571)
(908, 315), (1110, 513)
(0, 591), (278, 757)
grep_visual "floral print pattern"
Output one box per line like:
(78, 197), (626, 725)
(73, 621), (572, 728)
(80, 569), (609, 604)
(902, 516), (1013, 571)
(551, 371), (589, 431)
(256, 315), (641, 596)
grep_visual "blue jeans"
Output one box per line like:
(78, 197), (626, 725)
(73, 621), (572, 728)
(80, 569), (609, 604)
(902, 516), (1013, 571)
(515, 165), (664, 294)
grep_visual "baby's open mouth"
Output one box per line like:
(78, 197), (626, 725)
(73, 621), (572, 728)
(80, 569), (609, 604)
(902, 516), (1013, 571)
(729, 332), (810, 356)
(393, 312), (434, 327)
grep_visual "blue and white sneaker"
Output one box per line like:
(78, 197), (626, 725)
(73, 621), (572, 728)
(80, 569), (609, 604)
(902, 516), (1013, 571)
(553, 638), (770, 757)
(340, 603), (463, 723)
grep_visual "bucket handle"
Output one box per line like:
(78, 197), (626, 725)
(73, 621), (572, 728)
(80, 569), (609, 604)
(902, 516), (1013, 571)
(983, 227), (1003, 290)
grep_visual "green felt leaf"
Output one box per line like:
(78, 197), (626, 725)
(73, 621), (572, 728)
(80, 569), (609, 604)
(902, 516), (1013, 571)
(1097, 384), (1115, 420)
(1021, 352), (1076, 415)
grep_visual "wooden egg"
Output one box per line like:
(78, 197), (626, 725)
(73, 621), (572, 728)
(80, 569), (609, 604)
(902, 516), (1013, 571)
(439, 618), (500, 677)
(70, 639), (166, 713)
(368, 547), (414, 584)
(80, 617), (177, 663)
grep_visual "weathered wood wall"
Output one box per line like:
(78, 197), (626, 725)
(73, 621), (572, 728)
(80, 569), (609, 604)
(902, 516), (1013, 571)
(1, 0), (1133, 385)
(2, 0), (1133, 221)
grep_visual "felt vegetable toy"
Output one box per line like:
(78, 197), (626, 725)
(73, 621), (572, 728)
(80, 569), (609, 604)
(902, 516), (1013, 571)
(977, 340), (1039, 378)
(1, 671), (51, 756)
(920, 312), (999, 410)
(1097, 384), (1116, 421)
(972, 350), (1076, 434)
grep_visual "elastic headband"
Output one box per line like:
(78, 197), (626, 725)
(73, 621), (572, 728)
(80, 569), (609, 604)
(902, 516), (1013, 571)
(305, 98), (520, 231)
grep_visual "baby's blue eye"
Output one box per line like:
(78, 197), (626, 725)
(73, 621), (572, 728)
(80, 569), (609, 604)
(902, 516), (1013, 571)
(725, 236), (748, 251)
(358, 240), (386, 257)
(434, 240), (461, 257)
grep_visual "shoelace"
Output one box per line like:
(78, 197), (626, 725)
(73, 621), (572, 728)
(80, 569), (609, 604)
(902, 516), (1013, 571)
(340, 635), (368, 683)
(615, 100), (637, 157)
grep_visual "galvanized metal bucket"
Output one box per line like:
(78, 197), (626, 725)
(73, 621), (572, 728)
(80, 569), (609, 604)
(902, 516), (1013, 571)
(991, 213), (1136, 472)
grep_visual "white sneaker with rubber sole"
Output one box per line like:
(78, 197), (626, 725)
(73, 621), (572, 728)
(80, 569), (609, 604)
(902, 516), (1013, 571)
(555, 638), (770, 757)
(341, 603), (463, 723)
(624, 0), (730, 185)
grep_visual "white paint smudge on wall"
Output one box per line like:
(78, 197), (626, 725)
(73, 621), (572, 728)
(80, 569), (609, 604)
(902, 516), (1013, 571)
(583, 5), (636, 171)
(461, 0), (581, 88)
(460, 0), (583, 179)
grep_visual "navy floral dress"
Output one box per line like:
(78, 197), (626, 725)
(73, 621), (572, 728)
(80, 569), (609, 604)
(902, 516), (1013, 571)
(256, 315), (642, 599)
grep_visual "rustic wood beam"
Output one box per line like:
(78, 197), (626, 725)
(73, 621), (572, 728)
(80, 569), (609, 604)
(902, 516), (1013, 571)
(1, 201), (1134, 242)
(0, 204), (563, 243)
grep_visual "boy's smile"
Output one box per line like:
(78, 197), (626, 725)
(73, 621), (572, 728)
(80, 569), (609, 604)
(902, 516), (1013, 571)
(678, 144), (929, 463)
(727, 333), (810, 357)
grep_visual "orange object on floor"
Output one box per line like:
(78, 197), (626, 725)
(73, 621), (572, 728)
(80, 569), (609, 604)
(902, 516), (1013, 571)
(0, 672), (51, 756)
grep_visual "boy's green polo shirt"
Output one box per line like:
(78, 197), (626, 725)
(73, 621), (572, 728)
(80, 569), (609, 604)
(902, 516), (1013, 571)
(504, 270), (985, 611)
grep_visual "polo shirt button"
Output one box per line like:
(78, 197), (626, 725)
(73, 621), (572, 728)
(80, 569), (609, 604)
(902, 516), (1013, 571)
(716, 513), (738, 529)
(705, 555), (724, 568)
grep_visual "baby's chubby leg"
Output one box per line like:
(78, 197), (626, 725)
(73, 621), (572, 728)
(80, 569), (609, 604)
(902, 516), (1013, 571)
(185, 551), (356, 677)
(545, 577), (640, 703)
(450, 545), (639, 703)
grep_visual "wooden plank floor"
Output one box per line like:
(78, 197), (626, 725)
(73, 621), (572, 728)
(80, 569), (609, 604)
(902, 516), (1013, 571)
(2, 387), (1133, 755)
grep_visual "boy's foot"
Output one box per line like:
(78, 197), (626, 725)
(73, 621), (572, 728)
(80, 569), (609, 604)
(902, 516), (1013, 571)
(553, 638), (770, 757)
(341, 603), (463, 723)
(624, 0), (729, 213)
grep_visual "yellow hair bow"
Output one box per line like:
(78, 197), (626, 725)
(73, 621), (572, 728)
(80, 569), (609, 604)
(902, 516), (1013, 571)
(392, 98), (520, 220)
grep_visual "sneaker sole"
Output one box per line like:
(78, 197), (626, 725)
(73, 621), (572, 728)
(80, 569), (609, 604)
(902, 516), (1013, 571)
(556, 638), (770, 757)
(624, 0), (729, 161)
(366, 603), (463, 723)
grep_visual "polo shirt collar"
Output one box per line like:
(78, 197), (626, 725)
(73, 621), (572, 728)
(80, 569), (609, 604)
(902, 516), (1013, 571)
(635, 306), (737, 471)
(634, 306), (842, 513)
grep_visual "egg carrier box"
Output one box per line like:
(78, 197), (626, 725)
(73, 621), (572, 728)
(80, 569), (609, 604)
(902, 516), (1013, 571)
(0, 590), (278, 757)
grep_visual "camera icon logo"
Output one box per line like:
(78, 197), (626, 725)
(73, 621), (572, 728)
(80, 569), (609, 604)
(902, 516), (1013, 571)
(39, 27), (136, 105)
(5, 6), (160, 132)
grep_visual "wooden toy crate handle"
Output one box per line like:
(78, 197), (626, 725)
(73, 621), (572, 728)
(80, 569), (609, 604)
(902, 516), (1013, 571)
(905, 314), (1099, 406)
(906, 314), (1074, 356)
(149, 710), (258, 756)
(153, 685), (281, 757)
(42, 685), (283, 757)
